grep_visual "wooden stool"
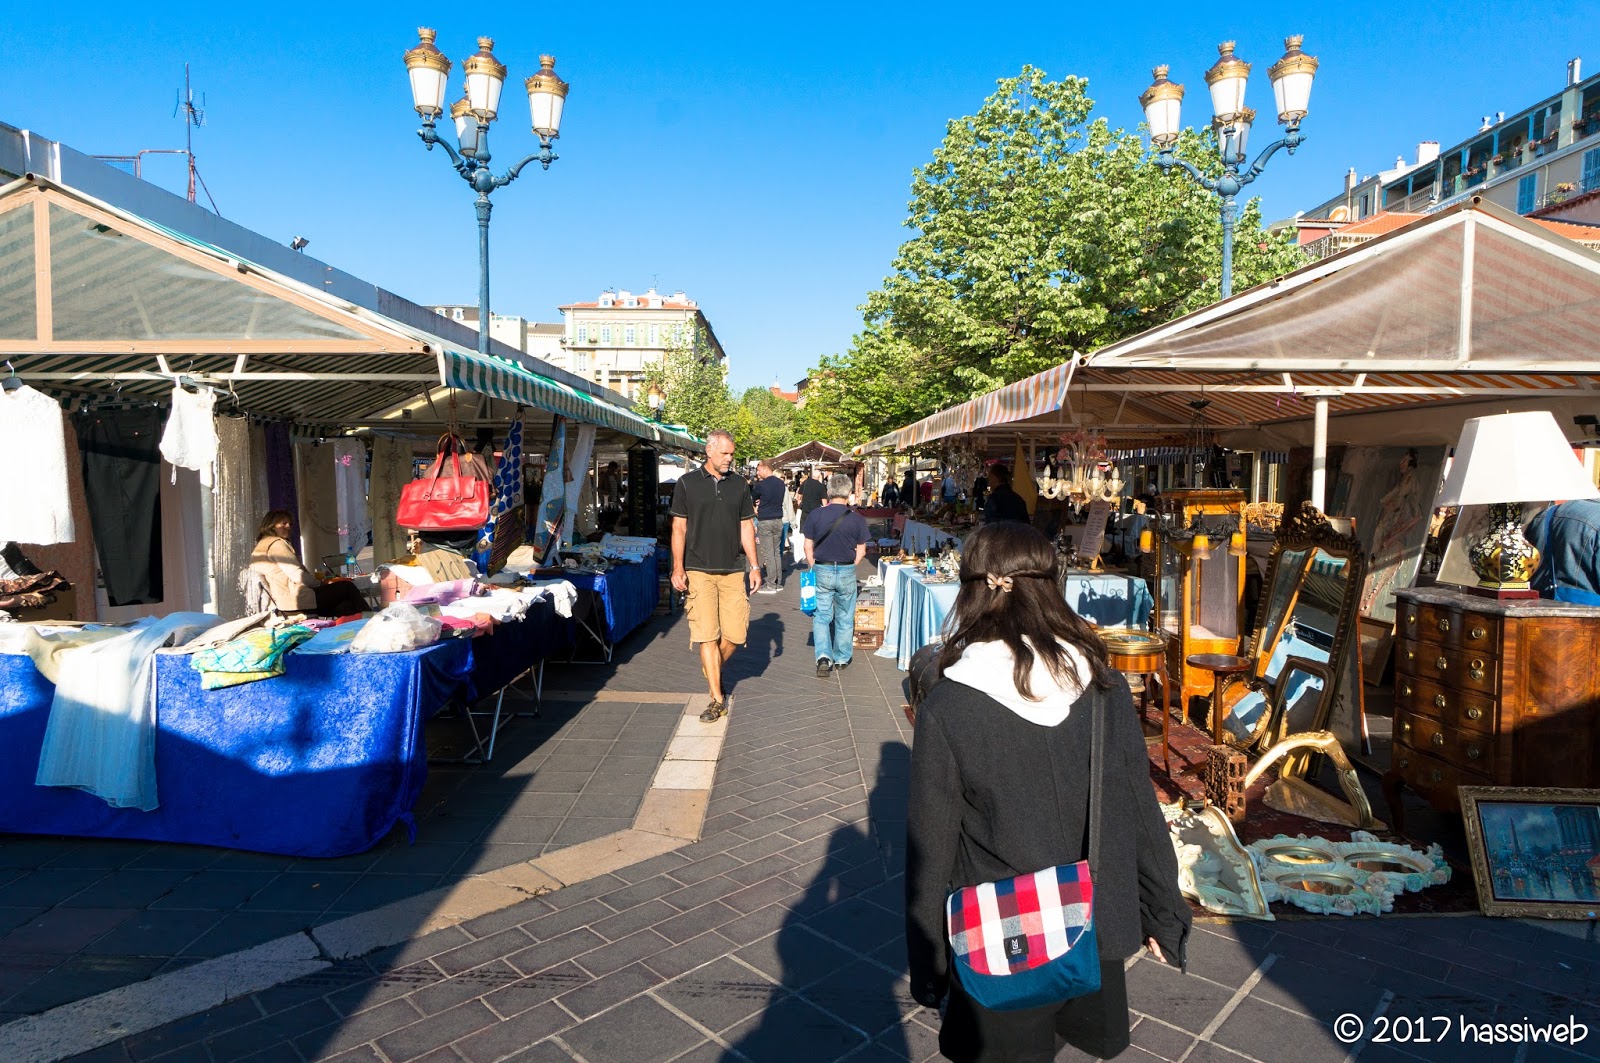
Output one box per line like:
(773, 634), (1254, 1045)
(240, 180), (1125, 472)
(1102, 631), (1172, 775)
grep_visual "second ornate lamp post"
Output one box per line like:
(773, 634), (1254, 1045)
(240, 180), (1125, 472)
(1139, 36), (1318, 298)
(403, 29), (570, 356)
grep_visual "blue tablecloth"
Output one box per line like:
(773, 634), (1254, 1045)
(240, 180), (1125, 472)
(564, 552), (660, 644)
(1060, 571), (1155, 631)
(468, 597), (575, 695)
(880, 569), (960, 670)
(0, 602), (579, 858)
(0, 638), (471, 858)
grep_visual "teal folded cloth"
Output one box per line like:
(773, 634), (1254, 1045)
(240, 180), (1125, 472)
(191, 626), (314, 689)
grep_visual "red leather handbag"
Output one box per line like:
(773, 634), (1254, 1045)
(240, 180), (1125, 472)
(396, 434), (491, 531)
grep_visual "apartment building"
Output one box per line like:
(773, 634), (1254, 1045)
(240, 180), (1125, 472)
(1300, 57), (1600, 226)
(551, 288), (727, 400)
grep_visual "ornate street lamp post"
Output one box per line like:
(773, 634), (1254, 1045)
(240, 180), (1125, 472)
(403, 29), (569, 356)
(1139, 36), (1318, 298)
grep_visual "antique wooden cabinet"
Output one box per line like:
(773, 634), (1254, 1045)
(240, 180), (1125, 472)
(1383, 587), (1600, 830)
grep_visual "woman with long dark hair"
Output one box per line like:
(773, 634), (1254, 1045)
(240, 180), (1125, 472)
(906, 522), (1189, 1062)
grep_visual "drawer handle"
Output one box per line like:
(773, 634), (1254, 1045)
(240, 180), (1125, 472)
(1431, 769), (1444, 783)
(1467, 746), (1482, 760)
(1438, 617), (1451, 633)
(1470, 626), (1486, 640)
(1434, 694), (1447, 709)
(1407, 649), (1416, 662)
(1466, 706), (1483, 721)
(1399, 757), (1410, 770)
(1431, 733), (1445, 748)
(1469, 658), (1485, 681)
(1403, 684), (1413, 697)
(1399, 720), (1411, 738)
(1435, 656), (1449, 671)
(1407, 613), (1417, 625)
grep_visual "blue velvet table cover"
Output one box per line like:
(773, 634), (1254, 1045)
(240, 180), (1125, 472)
(468, 597), (576, 695)
(0, 638), (472, 857)
(1060, 571), (1155, 631)
(885, 570), (960, 671)
(563, 551), (660, 643)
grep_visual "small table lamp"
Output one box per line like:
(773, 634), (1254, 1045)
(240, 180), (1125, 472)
(1434, 411), (1599, 598)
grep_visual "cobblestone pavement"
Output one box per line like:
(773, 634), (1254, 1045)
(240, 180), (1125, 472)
(50, 574), (1600, 1062)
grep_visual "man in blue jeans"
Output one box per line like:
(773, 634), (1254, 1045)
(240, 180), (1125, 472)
(802, 473), (870, 678)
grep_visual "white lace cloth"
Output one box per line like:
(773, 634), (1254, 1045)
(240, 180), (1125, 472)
(0, 385), (75, 544)
(598, 534), (658, 563)
(159, 385), (218, 487)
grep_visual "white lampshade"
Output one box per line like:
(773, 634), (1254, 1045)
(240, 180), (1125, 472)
(1139, 65), (1184, 147)
(525, 55), (569, 139)
(403, 28), (452, 117)
(1434, 411), (1599, 506)
(1204, 41), (1250, 123)
(1268, 35), (1318, 124)
(463, 37), (507, 120)
(451, 98), (482, 157)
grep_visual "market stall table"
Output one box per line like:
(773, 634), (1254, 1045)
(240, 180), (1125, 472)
(560, 550), (661, 662)
(877, 567), (960, 670)
(900, 520), (963, 554)
(0, 599), (576, 857)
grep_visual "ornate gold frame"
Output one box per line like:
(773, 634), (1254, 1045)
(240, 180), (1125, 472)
(1459, 786), (1600, 919)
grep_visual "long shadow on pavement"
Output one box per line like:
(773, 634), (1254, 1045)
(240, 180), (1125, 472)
(722, 742), (914, 1062)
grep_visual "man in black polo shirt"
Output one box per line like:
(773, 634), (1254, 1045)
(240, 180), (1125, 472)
(751, 460), (787, 593)
(983, 463), (1031, 524)
(671, 429), (761, 722)
(802, 474), (870, 678)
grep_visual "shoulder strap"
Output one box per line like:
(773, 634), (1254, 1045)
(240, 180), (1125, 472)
(1089, 689), (1104, 871)
(814, 506), (852, 547)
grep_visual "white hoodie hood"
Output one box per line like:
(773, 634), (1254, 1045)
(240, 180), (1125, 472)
(942, 637), (1089, 727)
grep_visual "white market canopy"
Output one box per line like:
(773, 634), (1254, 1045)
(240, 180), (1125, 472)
(769, 440), (848, 467)
(857, 198), (1600, 455)
(0, 171), (702, 452)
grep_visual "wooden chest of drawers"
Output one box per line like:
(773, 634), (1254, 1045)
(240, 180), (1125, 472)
(1383, 587), (1600, 830)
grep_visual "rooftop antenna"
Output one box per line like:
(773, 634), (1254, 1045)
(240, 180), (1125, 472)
(173, 65), (220, 214)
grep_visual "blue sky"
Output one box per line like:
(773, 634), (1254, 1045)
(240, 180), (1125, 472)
(5, 3), (1599, 393)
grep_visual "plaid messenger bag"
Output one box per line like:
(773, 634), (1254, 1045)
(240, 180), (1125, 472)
(944, 694), (1105, 1011)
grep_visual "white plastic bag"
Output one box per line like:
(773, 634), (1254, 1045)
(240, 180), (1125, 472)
(350, 603), (443, 654)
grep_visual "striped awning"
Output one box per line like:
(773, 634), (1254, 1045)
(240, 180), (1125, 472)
(443, 349), (702, 452)
(855, 364), (1078, 454)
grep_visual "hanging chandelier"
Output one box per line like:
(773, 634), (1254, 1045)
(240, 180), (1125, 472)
(1185, 399), (1215, 487)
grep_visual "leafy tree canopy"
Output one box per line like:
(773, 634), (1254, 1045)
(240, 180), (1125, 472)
(802, 65), (1308, 446)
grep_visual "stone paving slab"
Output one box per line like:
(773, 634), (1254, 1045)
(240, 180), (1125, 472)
(19, 571), (1600, 1062)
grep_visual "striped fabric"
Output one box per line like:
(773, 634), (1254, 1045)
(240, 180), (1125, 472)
(865, 363), (1077, 454)
(443, 349), (702, 452)
(946, 862), (1093, 977)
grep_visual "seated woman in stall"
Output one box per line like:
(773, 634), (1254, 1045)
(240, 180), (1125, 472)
(245, 510), (369, 621)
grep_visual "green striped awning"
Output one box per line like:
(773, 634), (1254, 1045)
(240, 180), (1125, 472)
(443, 348), (702, 452)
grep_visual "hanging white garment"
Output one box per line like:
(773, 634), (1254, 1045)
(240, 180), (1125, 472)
(212, 417), (265, 620)
(333, 439), (371, 557)
(562, 423), (597, 544)
(368, 436), (413, 565)
(159, 385), (218, 487)
(0, 385), (75, 545)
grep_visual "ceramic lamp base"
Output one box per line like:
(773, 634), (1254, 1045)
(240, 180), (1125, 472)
(1466, 501), (1542, 598)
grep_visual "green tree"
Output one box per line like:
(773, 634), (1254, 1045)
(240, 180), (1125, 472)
(805, 65), (1307, 441)
(634, 323), (732, 440)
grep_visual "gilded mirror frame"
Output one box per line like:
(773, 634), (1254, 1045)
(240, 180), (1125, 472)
(1221, 504), (1365, 753)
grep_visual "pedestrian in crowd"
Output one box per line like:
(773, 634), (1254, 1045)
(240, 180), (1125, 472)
(798, 468), (827, 546)
(802, 473), (870, 678)
(789, 475), (808, 568)
(781, 473), (798, 555)
(906, 522), (1189, 1062)
(918, 477), (935, 509)
(669, 429), (761, 723)
(982, 463), (1030, 524)
(881, 478), (900, 509)
(901, 468), (917, 511)
(970, 467), (988, 511)
(941, 467), (961, 507)
(1529, 498), (1600, 604)
(751, 460), (787, 594)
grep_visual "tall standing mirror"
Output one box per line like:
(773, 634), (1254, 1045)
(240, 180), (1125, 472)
(1214, 505), (1365, 757)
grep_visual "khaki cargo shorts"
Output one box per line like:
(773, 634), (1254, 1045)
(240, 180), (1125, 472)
(686, 571), (750, 645)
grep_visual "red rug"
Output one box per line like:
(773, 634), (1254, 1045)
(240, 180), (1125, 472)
(1143, 716), (1480, 916)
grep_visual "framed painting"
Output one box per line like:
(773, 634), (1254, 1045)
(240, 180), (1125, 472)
(1459, 786), (1600, 918)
